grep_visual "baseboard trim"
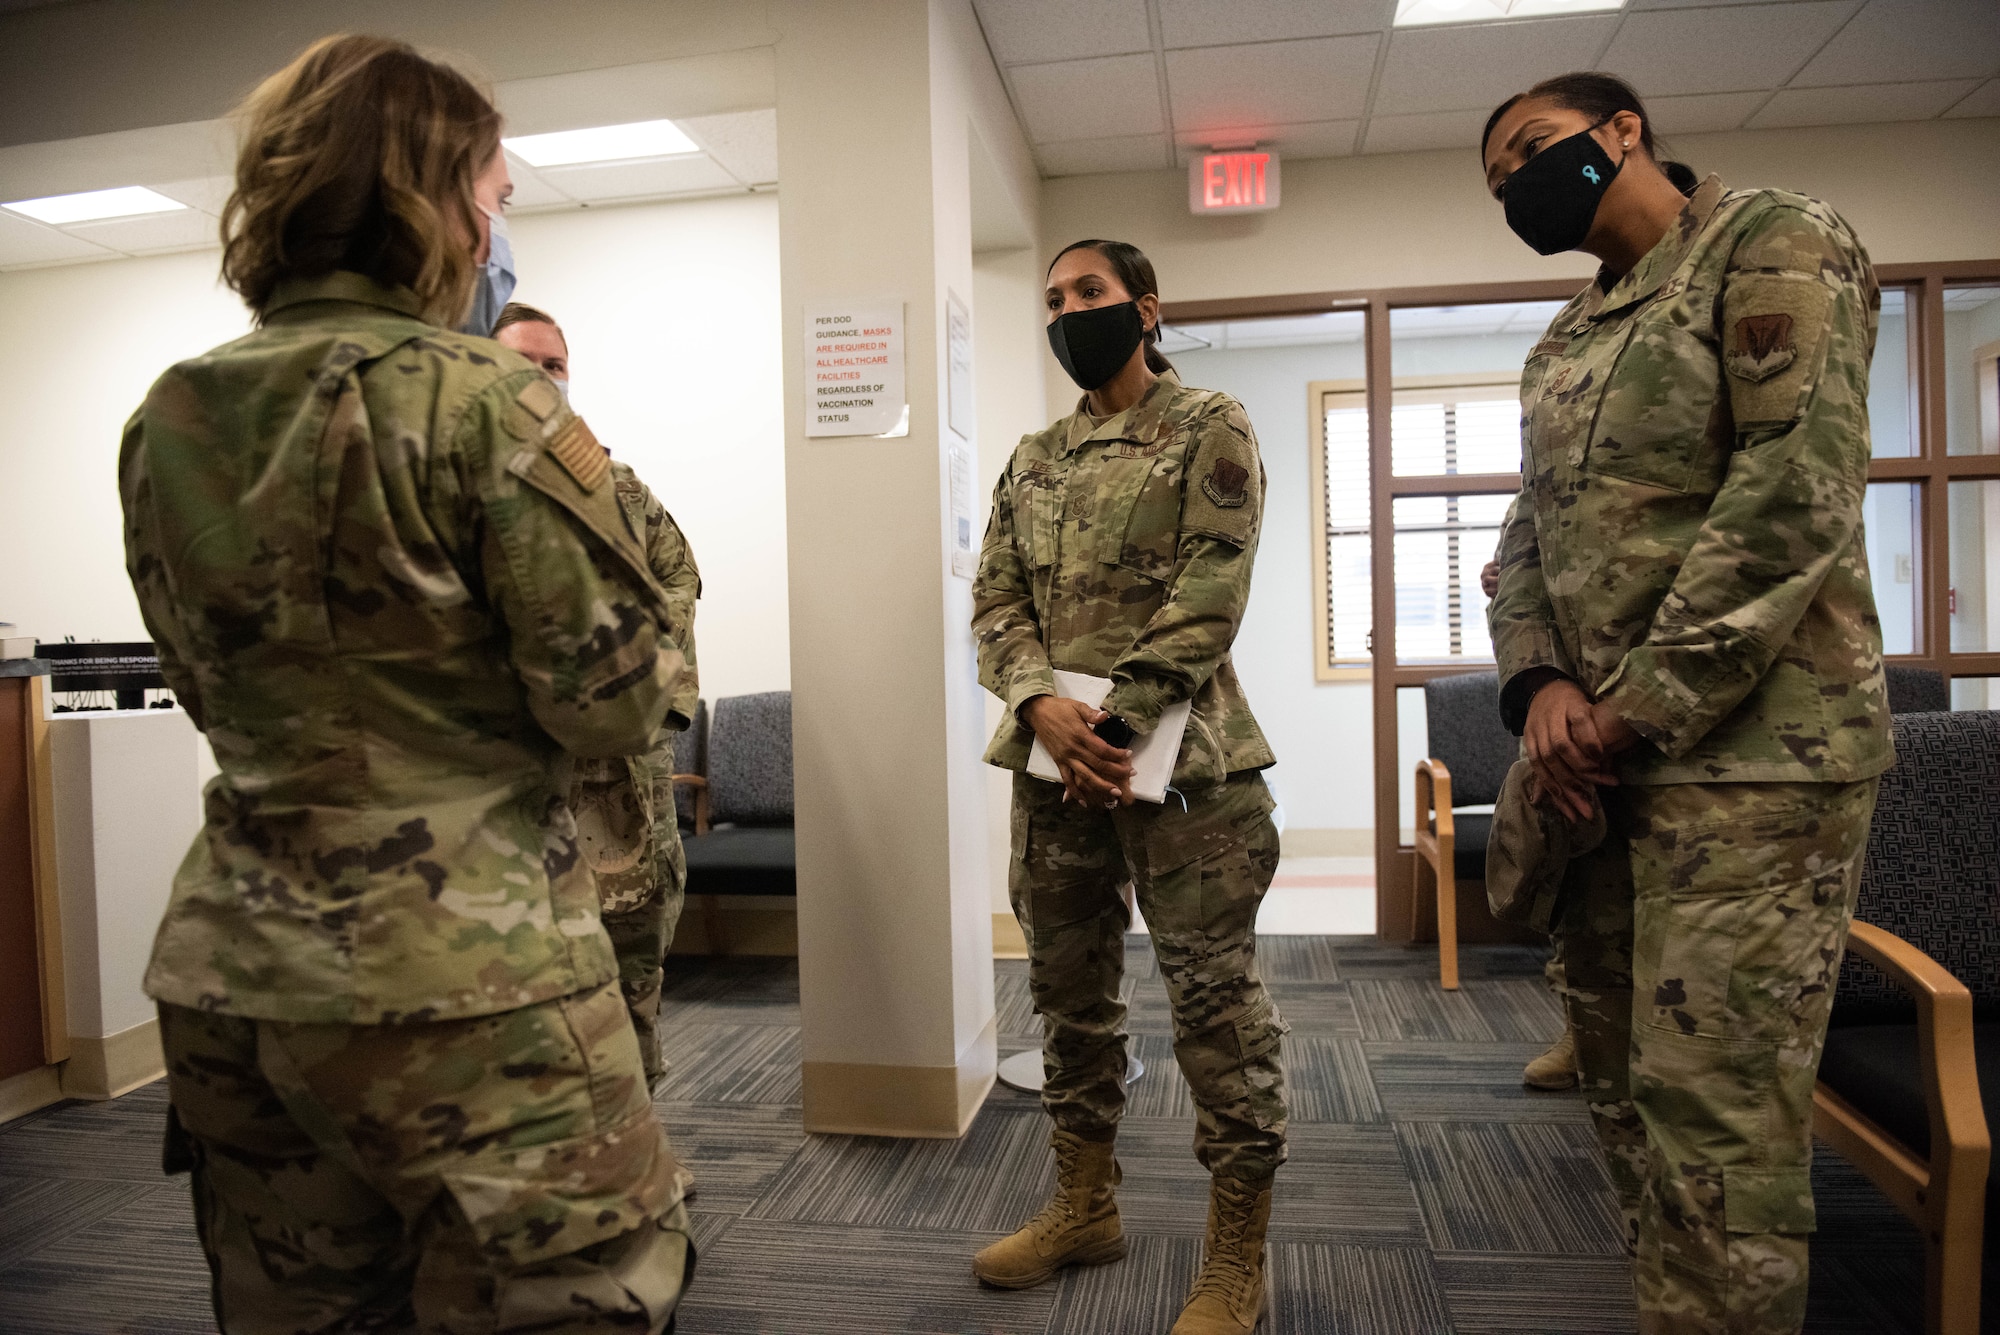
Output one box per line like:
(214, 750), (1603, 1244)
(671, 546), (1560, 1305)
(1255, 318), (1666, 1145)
(803, 1011), (997, 1139)
(0, 1064), (64, 1125)
(669, 902), (798, 957)
(59, 1017), (164, 1100)
(1280, 828), (1373, 857)
(991, 912), (1028, 960)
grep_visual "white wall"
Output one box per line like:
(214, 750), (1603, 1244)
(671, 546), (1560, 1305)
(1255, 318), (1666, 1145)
(0, 191), (789, 705)
(508, 192), (788, 701)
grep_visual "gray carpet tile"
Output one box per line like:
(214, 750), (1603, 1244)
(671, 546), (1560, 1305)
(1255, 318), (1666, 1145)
(1367, 1042), (1593, 1124)
(0, 1081), (172, 1184)
(656, 1101), (808, 1214)
(1436, 1252), (1637, 1333)
(0, 1174), (153, 1268)
(0, 933), (1948, 1333)
(674, 1219), (1058, 1335)
(1351, 976), (1562, 1043)
(0, 1182), (213, 1335)
(1280, 1035), (1384, 1124)
(657, 1022), (803, 1105)
(1257, 935), (1348, 983)
(1397, 1120), (1627, 1256)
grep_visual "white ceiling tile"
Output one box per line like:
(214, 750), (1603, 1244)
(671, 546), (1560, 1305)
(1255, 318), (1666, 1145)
(1157, 0), (1393, 48)
(1165, 34), (1381, 132)
(1944, 79), (2000, 119)
(538, 155), (741, 203)
(1035, 133), (1171, 176)
(1361, 108), (1491, 155)
(1373, 17), (1621, 116)
(65, 207), (219, 254)
(150, 175), (232, 215)
(0, 209), (115, 267)
(1599, 2), (1861, 97)
(971, 0), (1151, 66)
(1177, 119), (1361, 161)
(1747, 78), (1983, 128)
(1792, 0), (2000, 87)
(1009, 54), (1165, 142)
(680, 108), (779, 185)
(1644, 91), (1768, 134)
(502, 157), (575, 210)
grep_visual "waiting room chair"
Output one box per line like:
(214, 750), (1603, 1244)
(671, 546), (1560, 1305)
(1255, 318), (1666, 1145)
(1412, 670), (1515, 991)
(673, 691), (796, 952)
(1815, 708), (1996, 1335)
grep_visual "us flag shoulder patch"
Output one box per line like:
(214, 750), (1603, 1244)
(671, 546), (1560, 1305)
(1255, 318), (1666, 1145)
(548, 416), (610, 492)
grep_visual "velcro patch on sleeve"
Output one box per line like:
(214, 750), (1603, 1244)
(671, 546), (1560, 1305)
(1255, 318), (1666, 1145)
(515, 377), (562, 422)
(548, 416), (610, 492)
(1203, 457), (1250, 508)
(1721, 272), (1833, 428)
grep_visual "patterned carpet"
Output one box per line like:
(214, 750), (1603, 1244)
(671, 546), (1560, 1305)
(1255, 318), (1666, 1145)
(0, 937), (1939, 1333)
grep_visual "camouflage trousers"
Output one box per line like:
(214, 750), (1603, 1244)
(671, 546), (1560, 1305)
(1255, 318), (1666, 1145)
(603, 821), (688, 1089)
(158, 982), (694, 1334)
(572, 754), (689, 1089)
(1552, 778), (1878, 1334)
(1009, 770), (1287, 1181)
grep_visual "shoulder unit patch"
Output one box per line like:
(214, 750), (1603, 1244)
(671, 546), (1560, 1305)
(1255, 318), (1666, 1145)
(1203, 456), (1250, 508)
(1727, 313), (1796, 383)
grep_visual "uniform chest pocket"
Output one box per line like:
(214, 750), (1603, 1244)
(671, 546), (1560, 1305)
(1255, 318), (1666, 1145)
(1093, 451), (1183, 582)
(1012, 472), (1061, 568)
(1582, 294), (1727, 496)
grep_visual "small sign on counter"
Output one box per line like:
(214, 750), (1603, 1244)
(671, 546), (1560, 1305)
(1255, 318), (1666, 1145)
(805, 301), (905, 437)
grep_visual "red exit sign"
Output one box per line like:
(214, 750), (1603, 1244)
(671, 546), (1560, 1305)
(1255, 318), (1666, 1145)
(1189, 151), (1280, 215)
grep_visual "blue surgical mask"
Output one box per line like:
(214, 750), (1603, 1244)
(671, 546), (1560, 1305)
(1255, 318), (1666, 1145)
(553, 378), (569, 403)
(461, 206), (517, 336)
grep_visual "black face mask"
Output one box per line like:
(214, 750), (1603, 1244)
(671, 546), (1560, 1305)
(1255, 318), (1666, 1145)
(1501, 124), (1621, 256)
(1048, 301), (1146, 391)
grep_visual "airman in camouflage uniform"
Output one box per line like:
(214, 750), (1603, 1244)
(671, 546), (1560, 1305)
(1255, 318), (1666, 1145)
(123, 270), (694, 1331)
(1490, 176), (1891, 1333)
(971, 369), (1286, 1317)
(567, 460), (701, 1089)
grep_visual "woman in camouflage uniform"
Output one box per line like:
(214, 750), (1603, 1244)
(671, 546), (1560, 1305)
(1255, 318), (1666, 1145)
(970, 240), (1284, 1335)
(123, 36), (693, 1332)
(1482, 74), (1889, 1334)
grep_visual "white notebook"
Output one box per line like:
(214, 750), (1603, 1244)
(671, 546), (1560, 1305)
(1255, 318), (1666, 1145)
(1026, 670), (1193, 805)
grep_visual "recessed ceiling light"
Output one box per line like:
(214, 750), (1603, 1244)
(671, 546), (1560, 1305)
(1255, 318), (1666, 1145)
(1394, 0), (1623, 27)
(503, 119), (700, 168)
(3, 185), (189, 225)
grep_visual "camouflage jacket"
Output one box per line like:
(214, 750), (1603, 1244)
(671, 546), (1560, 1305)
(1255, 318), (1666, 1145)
(122, 271), (682, 1024)
(567, 460), (700, 913)
(1489, 176), (1891, 785)
(974, 370), (1275, 785)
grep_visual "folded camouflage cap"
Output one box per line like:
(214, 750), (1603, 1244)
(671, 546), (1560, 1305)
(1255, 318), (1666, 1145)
(1485, 759), (1606, 933)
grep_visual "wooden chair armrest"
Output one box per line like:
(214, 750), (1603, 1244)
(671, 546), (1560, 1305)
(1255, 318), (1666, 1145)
(1842, 918), (1991, 1195)
(668, 773), (710, 835)
(1414, 758), (1454, 841)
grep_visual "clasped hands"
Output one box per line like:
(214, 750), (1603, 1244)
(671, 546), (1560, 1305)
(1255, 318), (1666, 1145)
(1523, 675), (1640, 822)
(1022, 696), (1136, 808)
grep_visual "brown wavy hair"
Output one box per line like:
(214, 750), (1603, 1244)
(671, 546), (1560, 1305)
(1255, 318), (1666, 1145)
(221, 34), (501, 324)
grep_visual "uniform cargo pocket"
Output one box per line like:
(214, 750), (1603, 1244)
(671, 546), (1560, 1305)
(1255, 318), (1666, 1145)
(1722, 1165), (1815, 1235)
(1095, 452), (1181, 581)
(1583, 308), (1721, 495)
(440, 1107), (680, 1267)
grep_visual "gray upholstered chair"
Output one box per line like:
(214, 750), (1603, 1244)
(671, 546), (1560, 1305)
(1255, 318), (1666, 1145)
(1816, 709), (1997, 1335)
(676, 691), (796, 951)
(1413, 670), (1515, 991)
(1885, 664), (1949, 714)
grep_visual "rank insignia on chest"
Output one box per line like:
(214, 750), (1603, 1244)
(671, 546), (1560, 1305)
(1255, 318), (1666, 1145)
(1203, 456), (1250, 508)
(1727, 313), (1797, 382)
(548, 416), (610, 492)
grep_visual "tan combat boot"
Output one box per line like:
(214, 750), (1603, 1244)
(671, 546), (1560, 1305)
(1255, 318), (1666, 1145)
(1170, 1175), (1274, 1334)
(971, 1130), (1125, 1288)
(1521, 1026), (1578, 1091)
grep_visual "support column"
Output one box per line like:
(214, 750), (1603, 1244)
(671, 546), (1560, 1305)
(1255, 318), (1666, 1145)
(773, 0), (1014, 1137)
